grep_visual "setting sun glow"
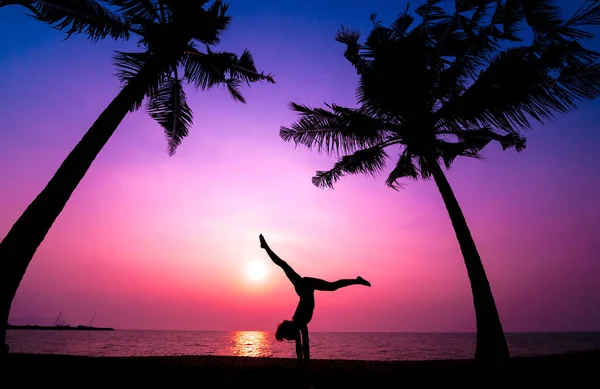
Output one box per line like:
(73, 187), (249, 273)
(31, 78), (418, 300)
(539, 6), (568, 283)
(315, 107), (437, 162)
(246, 261), (267, 282)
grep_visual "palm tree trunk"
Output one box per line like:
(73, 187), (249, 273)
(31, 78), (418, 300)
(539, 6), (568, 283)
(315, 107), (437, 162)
(0, 60), (163, 355)
(426, 156), (509, 365)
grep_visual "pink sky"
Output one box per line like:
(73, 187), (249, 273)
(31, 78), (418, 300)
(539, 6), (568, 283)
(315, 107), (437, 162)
(1, 1), (599, 332)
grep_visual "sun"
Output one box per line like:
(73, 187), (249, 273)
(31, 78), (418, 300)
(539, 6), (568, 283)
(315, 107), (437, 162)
(245, 261), (267, 282)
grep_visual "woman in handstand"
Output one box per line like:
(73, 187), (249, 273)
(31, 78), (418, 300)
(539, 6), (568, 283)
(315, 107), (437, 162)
(259, 234), (371, 365)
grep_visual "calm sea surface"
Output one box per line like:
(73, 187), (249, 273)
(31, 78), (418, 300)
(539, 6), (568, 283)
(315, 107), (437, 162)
(7, 330), (600, 361)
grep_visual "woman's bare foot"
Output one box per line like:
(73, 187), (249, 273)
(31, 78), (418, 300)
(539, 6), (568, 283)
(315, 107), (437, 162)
(259, 234), (267, 249)
(357, 276), (371, 287)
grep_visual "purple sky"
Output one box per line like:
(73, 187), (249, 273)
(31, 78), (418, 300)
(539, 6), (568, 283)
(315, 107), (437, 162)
(1, 0), (599, 332)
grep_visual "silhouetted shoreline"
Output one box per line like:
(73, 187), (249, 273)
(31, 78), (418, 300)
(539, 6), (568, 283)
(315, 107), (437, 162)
(7, 324), (114, 331)
(4, 349), (599, 388)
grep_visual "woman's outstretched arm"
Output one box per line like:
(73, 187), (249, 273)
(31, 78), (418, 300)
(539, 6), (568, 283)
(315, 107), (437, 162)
(295, 333), (303, 363)
(259, 234), (301, 285)
(301, 326), (310, 363)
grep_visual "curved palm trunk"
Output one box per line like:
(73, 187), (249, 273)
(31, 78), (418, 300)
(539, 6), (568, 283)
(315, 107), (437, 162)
(0, 60), (163, 355)
(426, 156), (509, 365)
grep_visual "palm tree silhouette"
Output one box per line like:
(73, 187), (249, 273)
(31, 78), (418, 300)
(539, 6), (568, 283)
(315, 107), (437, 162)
(0, 0), (274, 352)
(280, 0), (600, 365)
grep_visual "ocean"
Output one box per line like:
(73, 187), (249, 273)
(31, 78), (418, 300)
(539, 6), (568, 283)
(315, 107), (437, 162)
(7, 330), (600, 361)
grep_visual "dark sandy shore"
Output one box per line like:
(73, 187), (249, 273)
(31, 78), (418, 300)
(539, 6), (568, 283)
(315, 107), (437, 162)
(4, 349), (599, 388)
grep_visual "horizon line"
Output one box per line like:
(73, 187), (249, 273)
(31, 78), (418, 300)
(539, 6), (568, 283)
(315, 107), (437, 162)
(103, 329), (600, 333)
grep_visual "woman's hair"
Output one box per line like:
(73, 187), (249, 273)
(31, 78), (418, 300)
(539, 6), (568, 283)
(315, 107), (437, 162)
(275, 320), (298, 341)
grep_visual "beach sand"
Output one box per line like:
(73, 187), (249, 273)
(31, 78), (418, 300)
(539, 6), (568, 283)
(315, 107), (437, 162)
(4, 349), (599, 388)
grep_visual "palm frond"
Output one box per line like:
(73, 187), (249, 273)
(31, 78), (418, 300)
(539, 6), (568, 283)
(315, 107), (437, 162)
(390, 3), (414, 38)
(113, 50), (168, 111)
(466, 1), (490, 33)
(280, 102), (389, 156)
(228, 49), (275, 84)
(556, 60), (600, 101)
(436, 128), (527, 168)
(182, 47), (273, 101)
(108, 0), (160, 23)
(385, 150), (420, 190)
(458, 128), (527, 151)
(415, 0), (447, 24)
(439, 44), (600, 132)
(492, 1), (523, 41)
(429, 11), (464, 58)
(437, 27), (500, 103)
(146, 74), (193, 156)
(518, 0), (600, 41)
(223, 78), (245, 103)
(179, 0), (230, 46)
(7, 0), (131, 41)
(335, 26), (368, 73)
(454, 0), (495, 14)
(312, 146), (389, 189)
(363, 23), (396, 61)
(426, 3), (501, 107)
(114, 50), (147, 82)
(545, 0), (600, 41)
(520, 0), (565, 35)
(535, 39), (599, 69)
(356, 27), (436, 119)
(436, 140), (483, 169)
(567, 0), (600, 27)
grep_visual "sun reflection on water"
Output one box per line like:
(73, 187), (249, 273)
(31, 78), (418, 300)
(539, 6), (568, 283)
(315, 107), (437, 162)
(230, 331), (272, 357)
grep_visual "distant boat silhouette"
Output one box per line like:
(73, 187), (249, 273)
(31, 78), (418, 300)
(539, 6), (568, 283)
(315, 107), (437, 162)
(7, 312), (114, 331)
